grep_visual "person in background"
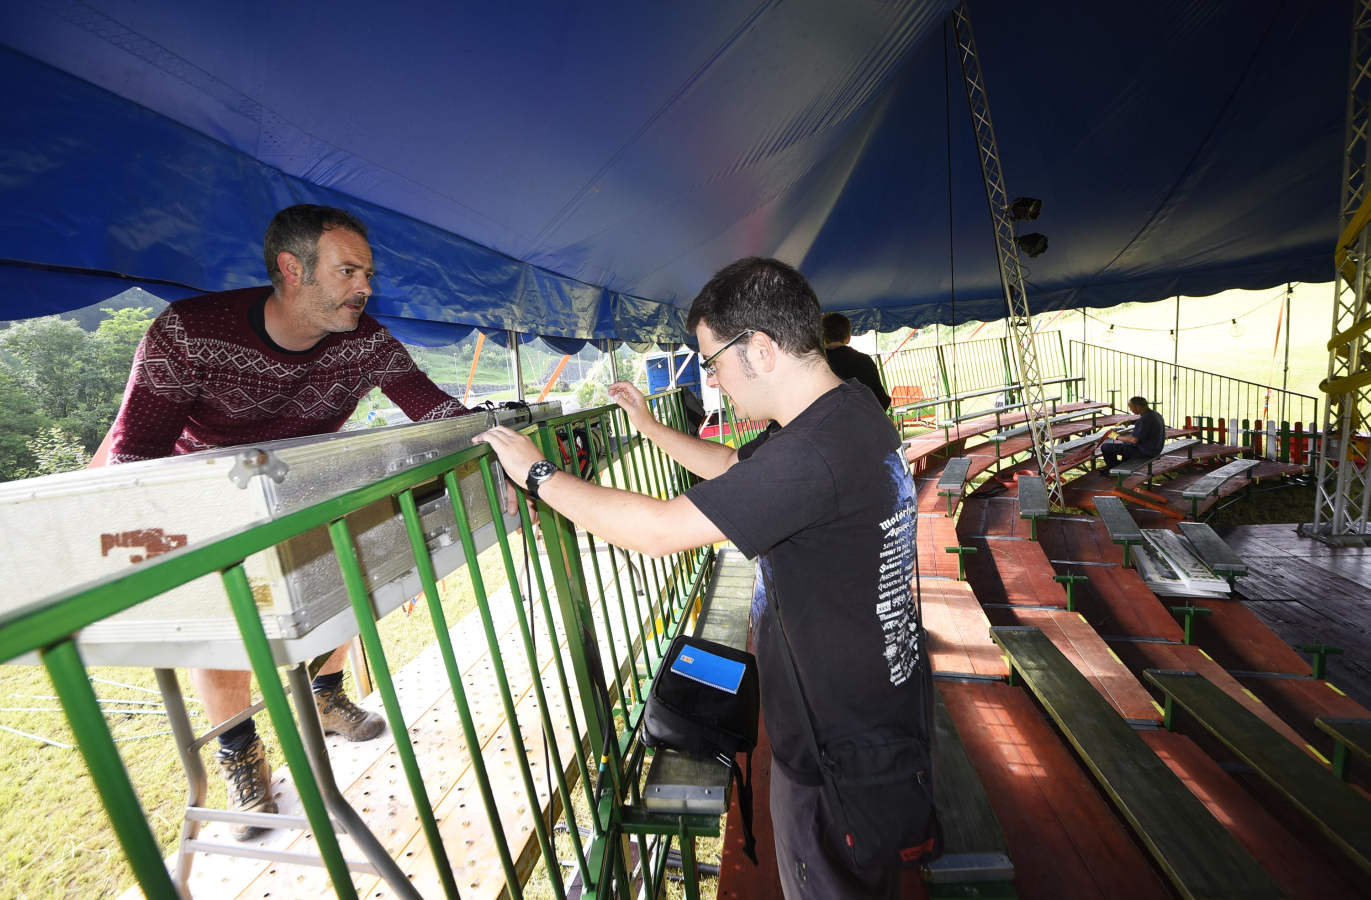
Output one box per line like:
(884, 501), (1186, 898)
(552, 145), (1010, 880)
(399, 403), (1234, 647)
(98, 204), (475, 839)
(1100, 395), (1165, 468)
(822, 312), (890, 409)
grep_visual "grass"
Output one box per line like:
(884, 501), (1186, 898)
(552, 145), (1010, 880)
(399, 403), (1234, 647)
(0, 546), (502, 900)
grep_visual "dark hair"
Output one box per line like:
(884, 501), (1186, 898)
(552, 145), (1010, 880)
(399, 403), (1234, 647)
(264, 204), (369, 288)
(822, 312), (852, 345)
(686, 257), (823, 357)
(1129, 396), (1149, 408)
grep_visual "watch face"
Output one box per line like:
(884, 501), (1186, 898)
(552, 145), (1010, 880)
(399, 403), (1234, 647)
(529, 461), (556, 482)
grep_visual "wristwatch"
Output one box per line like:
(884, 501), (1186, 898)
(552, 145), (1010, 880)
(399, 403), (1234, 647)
(525, 460), (558, 501)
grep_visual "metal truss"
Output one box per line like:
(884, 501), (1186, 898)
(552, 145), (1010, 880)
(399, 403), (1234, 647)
(1309, 0), (1371, 542)
(951, 2), (1064, 509)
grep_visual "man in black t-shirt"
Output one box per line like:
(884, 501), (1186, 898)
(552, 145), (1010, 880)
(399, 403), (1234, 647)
(1100, 395), (1166, 468)
(823, 312), (891, 408)
(476, 258), (933, 898)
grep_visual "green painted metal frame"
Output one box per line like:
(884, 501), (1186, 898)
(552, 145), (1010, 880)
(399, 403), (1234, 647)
(0, 388), (714, 900)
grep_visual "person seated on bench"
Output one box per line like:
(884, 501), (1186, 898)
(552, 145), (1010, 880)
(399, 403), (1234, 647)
(1100, 395), (1164, 468)
(823, 311), (891, 409)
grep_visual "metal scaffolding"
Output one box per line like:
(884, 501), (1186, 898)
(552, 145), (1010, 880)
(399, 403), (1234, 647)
(1309, 0), (1371, 543)
(951, 2), (1064, 509)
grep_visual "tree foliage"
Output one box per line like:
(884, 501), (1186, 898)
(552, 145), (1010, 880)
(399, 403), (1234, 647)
(0, 307), (153, 480)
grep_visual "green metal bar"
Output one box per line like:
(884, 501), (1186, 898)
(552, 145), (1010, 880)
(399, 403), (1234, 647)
(478, 457), (594, 885)
(396, 487), (523, 896)
(41, 640), (179, 899)
(445, 468), (568, 899)
(1333, 741), (1350, 780)
(600, 408), (656, 676)
(327, 517), (460, 899)
(678, 819), (701, 900)
(220, 563), (358, 900)
(588, 411), (645, 708)
(513, 496), (601, 827)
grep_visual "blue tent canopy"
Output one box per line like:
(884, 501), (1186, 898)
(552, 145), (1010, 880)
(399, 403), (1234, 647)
(0, 1), (1348, 347)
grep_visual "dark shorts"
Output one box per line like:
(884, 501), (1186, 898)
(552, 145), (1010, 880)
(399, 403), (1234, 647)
(770, 762), (899, 899)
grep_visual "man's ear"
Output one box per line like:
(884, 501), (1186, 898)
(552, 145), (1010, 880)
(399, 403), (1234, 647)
(752, 331), (778, 373)
(277, 251), (303, 287)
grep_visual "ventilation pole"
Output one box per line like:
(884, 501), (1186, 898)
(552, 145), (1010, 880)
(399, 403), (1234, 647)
(951, 2), (1064, 509)
(1307, 0), (1371, 543)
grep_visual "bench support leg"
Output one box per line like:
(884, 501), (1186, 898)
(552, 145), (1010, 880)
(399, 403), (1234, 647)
(945, 546), (978, 581)
(1053, 574), (1087, 613)
(1168, 605), (1213, 645)
(1333, 741), (1350, 780)
(1298, 643), (1344, 680)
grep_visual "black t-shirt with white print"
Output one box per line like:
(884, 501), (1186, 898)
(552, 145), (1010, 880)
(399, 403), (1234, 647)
(685, 381), (927, 782)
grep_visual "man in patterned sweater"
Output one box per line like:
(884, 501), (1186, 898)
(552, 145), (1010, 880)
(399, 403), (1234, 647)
(104, 204), (474, 839)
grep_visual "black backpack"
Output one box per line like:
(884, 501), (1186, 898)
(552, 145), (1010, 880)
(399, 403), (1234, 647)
(641, 633), (760, 864)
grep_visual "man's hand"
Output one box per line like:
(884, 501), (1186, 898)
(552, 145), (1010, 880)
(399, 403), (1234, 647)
(473, 426), (549, 513)
(608, 381), (654, 431)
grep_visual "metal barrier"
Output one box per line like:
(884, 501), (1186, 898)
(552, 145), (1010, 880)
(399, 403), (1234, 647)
(1069, 341), (1320, 460)
(0, 390), (712, 899)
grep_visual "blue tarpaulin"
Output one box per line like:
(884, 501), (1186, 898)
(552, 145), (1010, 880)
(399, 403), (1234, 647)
(0, 1), (1348, 346)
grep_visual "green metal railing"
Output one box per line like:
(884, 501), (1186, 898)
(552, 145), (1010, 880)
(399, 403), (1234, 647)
(0, 390), (713, 899)
(1070, 341), (1320, 460)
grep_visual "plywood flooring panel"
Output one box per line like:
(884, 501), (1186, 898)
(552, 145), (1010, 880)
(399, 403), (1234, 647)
(1106, 641), (1308, 748)
(921, 577), (1008, 679)
(1139, 729), (1361, 899)
(940, 681), (1171, 900)
(984, 608), (1161, 724)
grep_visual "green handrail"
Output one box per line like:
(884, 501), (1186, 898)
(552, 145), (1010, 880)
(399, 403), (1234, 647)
(1, 389), (713, 900)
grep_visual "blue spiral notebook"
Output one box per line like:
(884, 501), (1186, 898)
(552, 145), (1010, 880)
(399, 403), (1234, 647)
(670, 642), (746, 695)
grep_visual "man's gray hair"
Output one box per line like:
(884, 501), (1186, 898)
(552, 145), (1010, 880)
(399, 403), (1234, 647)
(264, 204), (369, 288)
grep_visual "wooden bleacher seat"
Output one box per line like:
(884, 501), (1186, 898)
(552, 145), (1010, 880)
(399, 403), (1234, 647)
(1181, 457), (1260, 518)
(1017, 475), (1049, 540)
(1177, 521), (1248, 589)
(1146, 669), (1371, 874)
(1316, 716), (1371, 781)
(1054, 425), (1118, 457)
(937, 457), (973, 516)
(1107, 438), (1202, 487)
(988, 626), (1282, 898)
(925, 688), (1014, 890)
(940, 395), (1061, 428)
(1093, 495), (1143, 567)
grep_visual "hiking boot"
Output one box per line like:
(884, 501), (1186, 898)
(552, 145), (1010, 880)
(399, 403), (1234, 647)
(313, 684), (385, 741)
(216, 736), (277, 841)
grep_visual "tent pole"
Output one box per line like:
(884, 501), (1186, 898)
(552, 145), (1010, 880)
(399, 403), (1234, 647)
(510, 331), (525, 403)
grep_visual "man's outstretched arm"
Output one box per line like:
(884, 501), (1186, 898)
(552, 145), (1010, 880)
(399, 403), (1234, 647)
(474, 424), (725, 558)
(608, 381), (739, 480)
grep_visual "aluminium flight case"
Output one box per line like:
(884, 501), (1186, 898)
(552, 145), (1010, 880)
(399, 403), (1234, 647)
(0, 402), (560, 668)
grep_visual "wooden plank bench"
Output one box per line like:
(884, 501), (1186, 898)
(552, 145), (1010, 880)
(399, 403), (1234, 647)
(1181, 457), (1260, 518)
(1178, 521), (1248, 590)
(1146, 669), (1371, 874)
(937, 456), (973, 516)
(925, 688), (1015, 890)
(1316, 716), (1371, 781)
(1017, 474), (1049, 541)
(1107, 438), (1202, 487)
(1093, 494), (1143, 567)
(939, 395), (1063, 429)
(988, 626), (1282, 898)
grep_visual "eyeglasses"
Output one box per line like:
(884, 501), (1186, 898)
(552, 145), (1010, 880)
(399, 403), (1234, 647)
(700, 329), (756, 377)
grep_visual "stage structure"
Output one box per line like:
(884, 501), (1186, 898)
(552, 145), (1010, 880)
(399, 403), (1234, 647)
(1311, 0), (1371, 543)
(952, 2), (1065, 510)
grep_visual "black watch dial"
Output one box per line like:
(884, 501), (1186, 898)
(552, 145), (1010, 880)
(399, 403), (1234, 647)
(526, 460), (557, 500)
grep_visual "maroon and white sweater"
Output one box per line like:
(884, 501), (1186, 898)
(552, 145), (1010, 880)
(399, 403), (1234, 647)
(109, 287), (471, 463)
